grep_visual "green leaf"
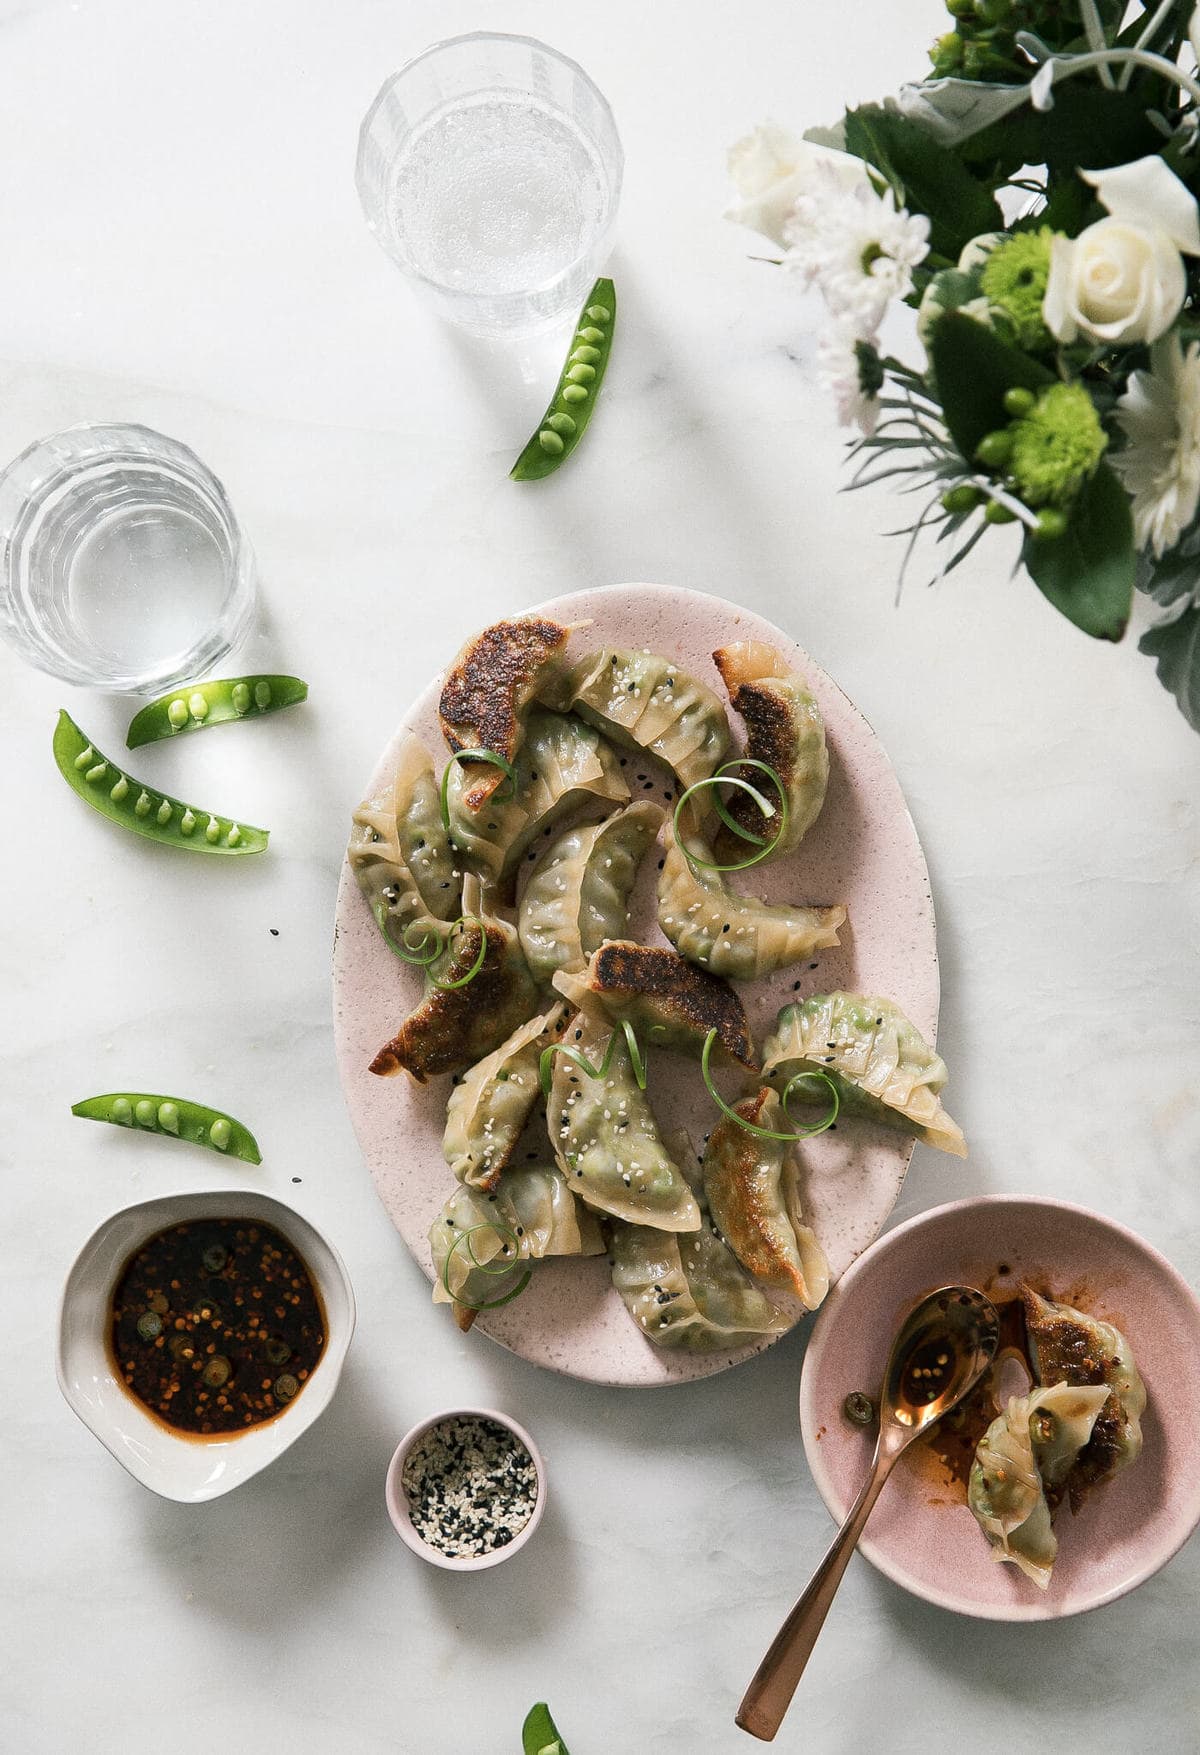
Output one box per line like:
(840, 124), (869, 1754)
(1140, 605), (1200, 729)
(1022, 463), (1134, 641)
(1137, 543), (1200, 608)
(1034, 171), (1095, 238)
(802, 120), (848, 152)
(842, 104), (1002, 261)
(928, 312), (1055, 464)
(961, 82), (1165, 176)
(523, 1704), (569, 1755)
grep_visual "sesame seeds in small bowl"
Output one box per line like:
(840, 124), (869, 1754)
(385, 1407), (545, 1571)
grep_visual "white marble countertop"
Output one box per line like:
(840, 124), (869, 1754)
(2, 2), (1199, 1751)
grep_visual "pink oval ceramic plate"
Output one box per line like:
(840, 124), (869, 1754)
(800, 1195), (1200, 1618)
(332, 582), (940, 1385)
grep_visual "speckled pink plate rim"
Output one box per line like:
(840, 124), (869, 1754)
(799, 1194), (1200, 1620)
(332, 581), (941, 1386)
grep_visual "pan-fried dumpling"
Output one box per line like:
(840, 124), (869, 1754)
(762, 994), (966, 1157)
(444, 708), (629, 887)
(348, 733), (462, 941)
(543, 648), (730, 789)
(967, 1382), (1109, 1588)
(439, 616), (575, 809)
(712, 641), (828, 862)
(519, 802), (662, 986)
(369, 877), (540, 1081)
(609, 1133), (791, 1351)
(1022, 1288), (1146, 1500)
(442, 1005), (566, 1190)
(1028, 1380), (1115, 1493)
(554, 941), (758, 1071)
(430, 1164), (604, 1332)
(658, 819), (845, 981)
(967, 1391), (1051, 1587)
(701, 1088), (828, 1308)
(546, 1013), (701, 1232)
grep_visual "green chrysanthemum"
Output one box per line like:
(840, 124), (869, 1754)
(1008, 382), (1107, 508)
(980, 229), (1055, 351)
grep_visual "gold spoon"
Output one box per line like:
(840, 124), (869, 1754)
(737, 1284), (1000, 1742)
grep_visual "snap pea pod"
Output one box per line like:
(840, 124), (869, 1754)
(522, 1704), (570, 1755)
(510, 278), (616, 481)
(71, 1093), (262, 1164)
(126, 674), (308, 749)
(53, 710), (269, 856)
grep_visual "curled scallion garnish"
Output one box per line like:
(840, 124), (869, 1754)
(539, 1019), (647, 1099)
(427, 916), (488, 992)
(439, 748), (518, 830)
(674, 758), (790, 873)
(373, 901), (448, 969)
(700, 1029), (839, 1141)
(374, 903), (488, 992)
(442, 1221), (532, 1311)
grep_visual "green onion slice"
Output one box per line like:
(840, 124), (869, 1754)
(439, 749), (518, 829)
(427, 916), (488, 992)
(373, 901), (448, 970)
(674, 759), (789, 872)
(539, 1020), (647, 1099)
(442, 1222), (532, 1310)
(701, 1029), (840, 1141)
(375, 905), (487, 992)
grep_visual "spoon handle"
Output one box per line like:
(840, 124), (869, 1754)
(736, 1451), (896, 1742)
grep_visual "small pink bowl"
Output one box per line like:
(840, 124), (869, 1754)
(385, 1406), (546, 1572)
(800, 1195), (1200, 1620)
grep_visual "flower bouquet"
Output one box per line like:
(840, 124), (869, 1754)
(727, 0), (1200, 729)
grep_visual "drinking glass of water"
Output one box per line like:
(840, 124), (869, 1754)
(0, 424), (256, 693)
(355, 32), (623, 338)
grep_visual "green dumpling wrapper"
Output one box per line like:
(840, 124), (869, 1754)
(762, 993), (966, 1157)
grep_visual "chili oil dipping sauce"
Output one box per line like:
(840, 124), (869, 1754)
(385, 1409), (546, 1570)
(108, 1217), (326, 1437)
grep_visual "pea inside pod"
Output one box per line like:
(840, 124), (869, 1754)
(126, 674), (309, 749)
(53, 711), (268, 856)
(510, 277), (616, 481)
(71, 1093), (262, 1165)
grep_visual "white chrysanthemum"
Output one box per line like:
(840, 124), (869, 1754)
(817, 323), (882, 435)
(784, 164), (930, 333)
(1113, 333), (1200, 557)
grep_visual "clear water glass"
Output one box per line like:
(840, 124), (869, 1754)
(0, 423), (256, 693)
(355, 32), (623, 338)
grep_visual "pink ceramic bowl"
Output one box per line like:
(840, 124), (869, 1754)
(799, 1195), (1200, 1620)
(384, 1406), (546, 1572)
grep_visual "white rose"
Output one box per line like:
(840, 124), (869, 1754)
(1044, 222), (1185, 345)
(725, 122), (869, 248)
(1043, 154), (1200, 346)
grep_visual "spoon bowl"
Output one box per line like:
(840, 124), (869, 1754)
(883, 1285), (1001, 1438)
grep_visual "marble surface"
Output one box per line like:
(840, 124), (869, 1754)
(1, 1), (1198, 1751)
